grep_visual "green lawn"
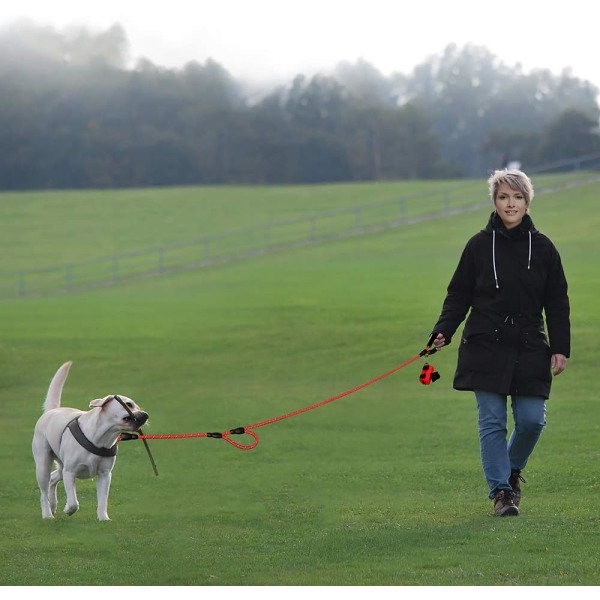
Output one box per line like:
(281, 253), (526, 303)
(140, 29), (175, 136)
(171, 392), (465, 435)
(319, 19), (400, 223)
(0, 178), (598, 586)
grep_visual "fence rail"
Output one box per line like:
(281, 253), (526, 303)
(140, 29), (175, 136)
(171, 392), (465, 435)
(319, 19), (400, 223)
(3, 169), (599, 301)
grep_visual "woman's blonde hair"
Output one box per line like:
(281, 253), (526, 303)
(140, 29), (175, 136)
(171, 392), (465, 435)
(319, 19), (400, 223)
(488, 169), (534, 207)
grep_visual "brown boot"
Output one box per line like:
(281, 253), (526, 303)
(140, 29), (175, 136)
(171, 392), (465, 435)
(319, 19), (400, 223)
(493, 490), (519, 516)
(509, 470), (526, 507)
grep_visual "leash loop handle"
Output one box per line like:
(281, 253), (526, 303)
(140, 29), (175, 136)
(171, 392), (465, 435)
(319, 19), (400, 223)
(222, 428), (259, 450)
(205, 427), (259, 450)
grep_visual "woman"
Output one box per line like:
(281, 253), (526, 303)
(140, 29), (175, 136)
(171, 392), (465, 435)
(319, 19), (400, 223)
(430, 169), (570, 516)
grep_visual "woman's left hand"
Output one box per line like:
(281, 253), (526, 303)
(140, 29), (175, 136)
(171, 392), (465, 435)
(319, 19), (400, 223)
(551, 353), (568, 376)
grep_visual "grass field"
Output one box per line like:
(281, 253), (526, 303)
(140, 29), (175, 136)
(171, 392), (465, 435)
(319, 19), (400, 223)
(0, 177), (599, 586)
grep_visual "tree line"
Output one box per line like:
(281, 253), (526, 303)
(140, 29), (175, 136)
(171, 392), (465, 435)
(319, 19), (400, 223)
(1, 20), (599, 190)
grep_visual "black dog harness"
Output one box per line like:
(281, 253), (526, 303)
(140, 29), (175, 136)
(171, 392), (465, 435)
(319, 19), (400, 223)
(66, 417), (118, 457)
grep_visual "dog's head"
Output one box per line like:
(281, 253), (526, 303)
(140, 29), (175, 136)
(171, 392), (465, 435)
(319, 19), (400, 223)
(89, 395), (149, 432)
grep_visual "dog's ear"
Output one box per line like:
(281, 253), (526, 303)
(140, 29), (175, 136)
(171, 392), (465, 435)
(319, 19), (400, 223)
(89, 396), (114, 409)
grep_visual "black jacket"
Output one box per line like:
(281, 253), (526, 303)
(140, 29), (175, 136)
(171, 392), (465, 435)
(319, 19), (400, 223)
(432, 211), (570, 398)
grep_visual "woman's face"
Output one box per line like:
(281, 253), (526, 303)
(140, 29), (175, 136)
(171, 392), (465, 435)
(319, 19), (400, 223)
(494, 183), (528, 229)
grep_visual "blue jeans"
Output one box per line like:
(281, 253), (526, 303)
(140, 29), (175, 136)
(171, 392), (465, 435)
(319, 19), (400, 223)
(475, 390), (547, 499)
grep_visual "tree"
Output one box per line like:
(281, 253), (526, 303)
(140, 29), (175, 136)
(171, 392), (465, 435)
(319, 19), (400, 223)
(536, 109), (600, 164)
(402, 43), (600, 176)
(1, 23), (599, 189)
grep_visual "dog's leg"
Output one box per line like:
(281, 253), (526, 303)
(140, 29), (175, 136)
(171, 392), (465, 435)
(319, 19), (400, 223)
(96, 470), (112, 521)
(36, 465), (54, 518)
(48, 467), (63, 516)
(62, 471), (80, 516)
(33, 439), (55, 519)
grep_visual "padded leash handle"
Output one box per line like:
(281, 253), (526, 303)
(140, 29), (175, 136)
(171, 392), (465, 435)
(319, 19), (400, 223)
(420, 332), (438, 356)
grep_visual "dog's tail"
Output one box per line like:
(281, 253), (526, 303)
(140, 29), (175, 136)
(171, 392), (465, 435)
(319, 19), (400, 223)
(43, 361), (73, 413)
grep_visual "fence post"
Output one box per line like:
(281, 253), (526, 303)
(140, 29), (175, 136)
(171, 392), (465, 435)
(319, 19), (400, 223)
(158, 247), (164, 274)
(355, 206), (362, 229)
(66, 264), (73, 291)
(112, 256), (119, 283)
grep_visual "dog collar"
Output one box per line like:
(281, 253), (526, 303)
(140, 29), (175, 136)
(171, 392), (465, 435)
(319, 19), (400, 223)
(66, 417), (118, 457)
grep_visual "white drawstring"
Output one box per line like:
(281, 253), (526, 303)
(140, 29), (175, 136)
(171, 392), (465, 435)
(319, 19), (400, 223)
(492, 229), (499, 288)
(493, 228), (531, 287)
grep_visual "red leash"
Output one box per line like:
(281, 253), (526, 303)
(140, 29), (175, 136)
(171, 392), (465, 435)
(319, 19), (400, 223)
(122, 342), (437, 452)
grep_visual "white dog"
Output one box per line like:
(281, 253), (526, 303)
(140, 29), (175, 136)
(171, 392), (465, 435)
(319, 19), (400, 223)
(32, 361), (148, 521)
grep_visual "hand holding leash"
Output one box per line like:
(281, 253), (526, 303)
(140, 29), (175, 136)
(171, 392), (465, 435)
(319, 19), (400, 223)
(418, 333), (441, 385)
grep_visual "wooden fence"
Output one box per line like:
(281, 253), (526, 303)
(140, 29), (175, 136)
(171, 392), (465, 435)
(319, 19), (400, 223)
(2, 168), (599, 300)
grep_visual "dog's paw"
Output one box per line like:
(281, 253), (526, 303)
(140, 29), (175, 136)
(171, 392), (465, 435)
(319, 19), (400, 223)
(64, 503), (79, 516)
(97, 514), (111, 521)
